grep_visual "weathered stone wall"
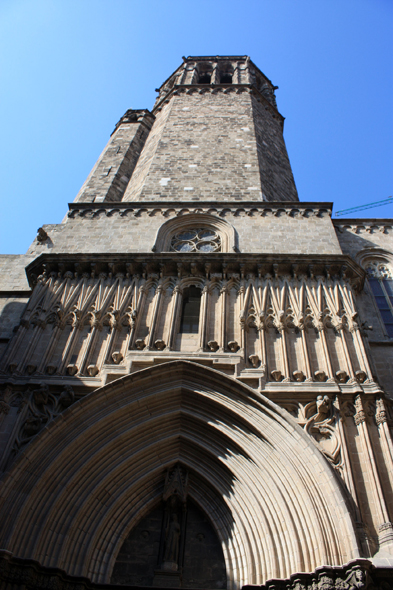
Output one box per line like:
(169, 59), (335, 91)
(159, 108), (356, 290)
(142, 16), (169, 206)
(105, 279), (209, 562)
(0, 255), (33, 360)
(26, 204), (340, 256)
(123, 88), (297, 203)
(251, 95), (298, 202)
(74, 111), (154, 204)
(0, 255), (33, 292)
(334, 219), (393, 259)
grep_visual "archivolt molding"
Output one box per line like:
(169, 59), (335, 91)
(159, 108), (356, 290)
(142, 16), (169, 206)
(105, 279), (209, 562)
(0, 361), (360, 588)
(152, 213), (237, 252)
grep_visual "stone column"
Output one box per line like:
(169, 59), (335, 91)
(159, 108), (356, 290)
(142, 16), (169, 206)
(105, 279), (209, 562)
(219, 285), (228, 352)
(146, 284), (164, 350)
(375, 397), (393, 469)
(198, 285), (209, 351)
(353, 394), (393, 552)
(167, 285), (182, 351)
(128, 281), (148, 349)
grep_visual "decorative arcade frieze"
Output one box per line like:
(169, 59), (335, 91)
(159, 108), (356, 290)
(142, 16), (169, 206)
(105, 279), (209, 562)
(0, 255), (369, 386)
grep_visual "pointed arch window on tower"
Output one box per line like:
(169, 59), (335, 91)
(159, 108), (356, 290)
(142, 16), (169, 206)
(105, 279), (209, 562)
(180, 286), (201, 334)
(220, 72), (233, 84)
(365, 260), (393, 338)
(219, 65), (234, 85)
(198, 72), (211, 84)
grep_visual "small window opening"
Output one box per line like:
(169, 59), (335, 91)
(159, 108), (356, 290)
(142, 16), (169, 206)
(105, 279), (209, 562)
(220, 73), (232, 84)
(198, 73), (211, 84)
(180, 286), (201, 334)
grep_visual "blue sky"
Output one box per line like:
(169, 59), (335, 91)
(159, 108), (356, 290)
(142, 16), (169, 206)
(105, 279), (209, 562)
(0, 0), (392, 254)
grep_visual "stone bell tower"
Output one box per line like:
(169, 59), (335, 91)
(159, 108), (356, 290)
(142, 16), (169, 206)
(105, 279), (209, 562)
(75, 56), (298, 204)
(0, 56), (392, 590)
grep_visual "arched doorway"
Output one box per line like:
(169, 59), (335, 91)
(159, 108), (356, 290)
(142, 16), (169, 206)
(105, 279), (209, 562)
(0, 361), (360, 588)
(111, 483), (227, 589)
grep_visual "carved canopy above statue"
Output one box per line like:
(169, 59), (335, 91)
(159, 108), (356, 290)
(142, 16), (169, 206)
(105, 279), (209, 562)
(0, 361), (360, 588)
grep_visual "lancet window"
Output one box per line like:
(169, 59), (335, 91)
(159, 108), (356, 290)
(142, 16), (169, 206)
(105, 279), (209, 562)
(365, 260), (393, 338)
(179, 286), (201, 334)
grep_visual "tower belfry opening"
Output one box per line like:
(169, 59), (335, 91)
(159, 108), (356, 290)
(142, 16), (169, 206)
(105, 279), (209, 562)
(0, 55), (392, 590)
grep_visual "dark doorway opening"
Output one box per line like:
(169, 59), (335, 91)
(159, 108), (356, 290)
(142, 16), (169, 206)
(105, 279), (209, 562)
(111, 498), (227, 588)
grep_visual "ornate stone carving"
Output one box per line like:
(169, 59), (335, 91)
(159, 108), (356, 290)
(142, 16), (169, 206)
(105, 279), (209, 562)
(354, 395), (366, 425)
(271, 369), (283, 382)
(1, 261), (372, 405)
(154, 339), (166, 350)
(33, 384), (49, 407)
(336, 370), (349, 384)
(87, 365), (99, 377)
(375, 397), (388, 425)
(0, 551), (386, 590)
(207, 340), (219, 351)
(58, 386), (75, 409)
(36, 227), (48, 242)
(228, 340), (239, 352)
(355, 370), (367, 384)
(10, 385), (76, 459)
(249, 354), (260, 368)
(8, 363), (17, 374)
(67, 364), (78, 376)
(293, 370), (305, 382)
(314, 370), (327, 382)
(303, 396), (342, 468)
(365, 260), (393, 280)
(163, 465), (189, 503)
(111, 351), (123, 364)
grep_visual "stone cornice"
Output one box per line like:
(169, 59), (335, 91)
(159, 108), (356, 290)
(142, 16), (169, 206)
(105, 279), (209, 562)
(152, 83), (284, 122)
(67, 201), (332, 218)
(334, 218), (393, 234)
(25, 253), (365, 290)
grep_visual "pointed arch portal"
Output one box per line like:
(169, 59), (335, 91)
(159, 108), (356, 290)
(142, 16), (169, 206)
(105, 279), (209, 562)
(0, 361), (360, 588)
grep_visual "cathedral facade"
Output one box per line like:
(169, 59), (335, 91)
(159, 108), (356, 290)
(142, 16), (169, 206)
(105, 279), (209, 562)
(0, 56), (392, 589)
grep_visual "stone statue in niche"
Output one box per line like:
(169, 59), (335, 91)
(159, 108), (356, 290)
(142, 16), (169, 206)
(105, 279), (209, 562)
(162, 513), (181, 570)
(154, 464), (189, 583)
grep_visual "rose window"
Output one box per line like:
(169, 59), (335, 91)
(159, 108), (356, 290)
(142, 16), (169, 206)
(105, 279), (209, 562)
(170, 229), (221, 253)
